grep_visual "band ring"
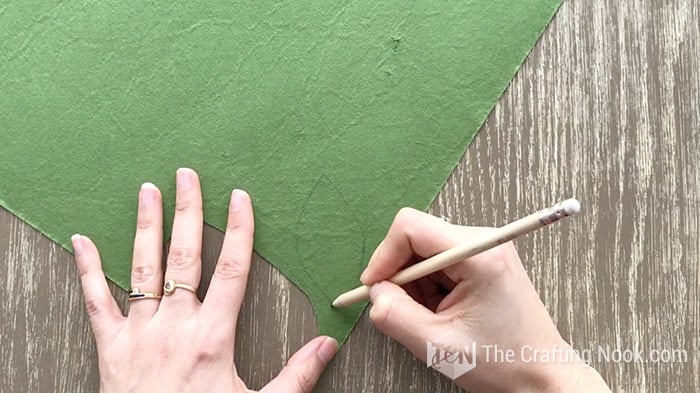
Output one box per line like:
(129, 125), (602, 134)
(163, 279), (197, 296)
(128, 288), (163, 302)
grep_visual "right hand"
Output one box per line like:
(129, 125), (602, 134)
(360, 208), (611, 393)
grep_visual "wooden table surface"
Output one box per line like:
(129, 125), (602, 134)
(2, 0), (698, 392)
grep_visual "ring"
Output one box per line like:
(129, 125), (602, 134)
(163, 279), (198, 296)
(128, 288), (162, 302)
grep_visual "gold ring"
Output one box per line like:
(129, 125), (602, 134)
(128, 288), (162, 302)
(163, 279), (197, 296)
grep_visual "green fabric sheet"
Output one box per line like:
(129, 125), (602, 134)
(0, 0), (561, 343)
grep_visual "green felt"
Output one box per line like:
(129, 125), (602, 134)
(0, 0), (561, 343)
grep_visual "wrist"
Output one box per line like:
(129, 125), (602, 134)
(456, 341), (611, 393)
(519, 346), (612, 393)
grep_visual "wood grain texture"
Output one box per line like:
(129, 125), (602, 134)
(1, 0), (698, 391)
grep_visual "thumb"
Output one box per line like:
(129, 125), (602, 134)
(260, 336), (337, 393)
(369, 281), (446, 361)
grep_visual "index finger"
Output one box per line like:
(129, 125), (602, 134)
(360, 208), (485, 285)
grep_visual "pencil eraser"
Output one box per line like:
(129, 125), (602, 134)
(561, 198), (581, 215)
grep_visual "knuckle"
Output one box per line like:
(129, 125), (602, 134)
(193, 333), (226, 362)
(226, 216), (249, 232)
(394, 207), (419, 227)
(215, 255), (250, 281)
(167, 247), (197, 269)
(77, 267), (94, 279)
(131, 263), (157, 284)
(194, 343), (221, 362)
(83, 293), (113, 321)
(393, 207), (423, 236)
(482, 246), (515, 276)
(226, 219), (240, 231)
(175, 197), (193, 212)
(84, 298), (103, 318)
(136, 212), (155, 230)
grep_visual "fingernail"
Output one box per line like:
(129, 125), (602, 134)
(71, 234), (83, 256)
(316, 337), (338, 363)
(176, 168), (193, 189)
(231, 189), (246, 207)
(139, 183), (156, 207)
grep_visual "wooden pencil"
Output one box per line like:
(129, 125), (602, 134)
(331, 198), (581, 308)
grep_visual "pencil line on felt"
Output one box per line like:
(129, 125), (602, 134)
(331, 198), (581, 308)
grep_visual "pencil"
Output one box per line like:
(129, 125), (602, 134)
(331, 198), (581, 308)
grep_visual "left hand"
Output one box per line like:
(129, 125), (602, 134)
(71, 168), (337, 393)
